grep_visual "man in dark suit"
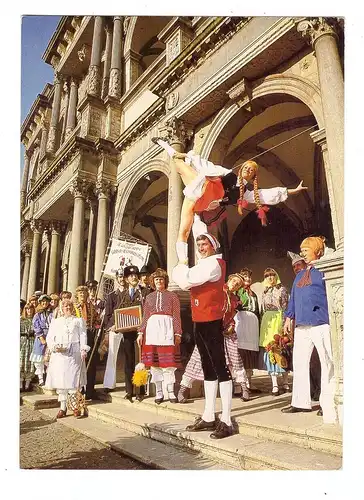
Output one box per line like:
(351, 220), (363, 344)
(103, 266), (149, 402)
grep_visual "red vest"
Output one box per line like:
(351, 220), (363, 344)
(190, 258), (226, 322)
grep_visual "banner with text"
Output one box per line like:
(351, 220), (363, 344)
(103, 238), (151, 278)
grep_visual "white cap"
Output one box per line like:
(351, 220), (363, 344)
(287, 251), (304, 266)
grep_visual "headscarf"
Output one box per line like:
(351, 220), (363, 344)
(300, 236), (325, 260)
(196, 233), (220, 251)
(296, 236), (325, 287)
(263, 268), (281, 290)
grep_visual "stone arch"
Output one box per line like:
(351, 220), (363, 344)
(116, 158), (170, 225)
(200, 74), (324, 159)
(123, 16), (138, 56)
(115, 158), (170, 269)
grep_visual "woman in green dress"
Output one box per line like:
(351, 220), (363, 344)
(259, 268), (290, 395)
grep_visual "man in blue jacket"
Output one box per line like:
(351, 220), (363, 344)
(281, 237), (335, 423)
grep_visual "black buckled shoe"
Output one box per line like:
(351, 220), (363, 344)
(186, 417), (217, 432)
(124, 393), (133, 403)
(281, 406), (312, 413)
(210, 421), (233, 439)
(169, 397), (177, 403)
(151, 137), (160, 145)
(155, 396), (164, 405)
(317, 407), (323, 416)
(135, 395), (145, 402)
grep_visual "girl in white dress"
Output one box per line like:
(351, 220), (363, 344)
(45, 299), (90, 418)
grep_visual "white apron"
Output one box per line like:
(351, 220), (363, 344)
(145, 314), (174, 346)
(235, 310), (259, 351)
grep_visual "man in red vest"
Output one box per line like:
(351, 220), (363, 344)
(172, 232), (233, 439)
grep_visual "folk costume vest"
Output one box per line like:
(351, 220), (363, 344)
(190, 258), (226, 323)
(74, 301), (97, 329)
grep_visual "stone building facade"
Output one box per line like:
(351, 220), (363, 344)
(20, 16), (344, 423)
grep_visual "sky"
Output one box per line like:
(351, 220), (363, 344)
(21, 15), (61, 122)
(21, 15), (61, 169)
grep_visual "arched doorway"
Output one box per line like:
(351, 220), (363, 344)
(200, 77), (334, 288)
(120, 170), (169, 271)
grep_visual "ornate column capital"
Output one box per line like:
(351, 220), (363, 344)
(310, 127), (328, 152)
(30, 219), (46, 234)
(69, 177), (92, 199)
(21, 242), (32, 255)
(95, 179), (116, 200)
(297, 17), (339, 47)
(50, 220), (67, 235)
(54, 71), (64, 85)
(159, 116), (194, 150)
(123, 16), (131, 35)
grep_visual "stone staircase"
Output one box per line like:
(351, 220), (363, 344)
(22, 375), (342, 471)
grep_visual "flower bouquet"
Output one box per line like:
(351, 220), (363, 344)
(265, 334), (293, 370)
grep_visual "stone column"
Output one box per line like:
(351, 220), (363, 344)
(60, 80), (70, 144)
(39, 117), (48, 160)
(47, 221), (64, 294)
(62, 264), (68, 291)
(94, 180), (114, 282)
(108, 16), (122, 99)
(124, 50), (142, 91)
(27, 220), (44, 298)
(46, 72), (63, 154)
(102, 23), (113, 99)
(20, 151), (31, 211)
(161, 117), (193, 283)
(310, 128), (340, 247)
(68, 178), (90, 294)
(85, 196), (97, 282)
(21, 244), (31, 300)
(65, 77), (79, 139)
(298, 17), (344, 250)
(87, 16), (104, 97)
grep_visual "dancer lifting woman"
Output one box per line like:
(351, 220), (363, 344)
(152, 137), (308, 264)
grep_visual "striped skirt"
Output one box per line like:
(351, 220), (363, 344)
(20, 336), (35, 376)
(184, 333), (246, 382)
(141, 344), (182, 369)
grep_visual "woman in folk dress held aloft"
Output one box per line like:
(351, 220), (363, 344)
(152, 137), (308, 265)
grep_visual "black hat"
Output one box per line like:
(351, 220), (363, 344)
(86, 279), (98, 288)
(140, 265), (150, 275)
(124, 265), (140, 278)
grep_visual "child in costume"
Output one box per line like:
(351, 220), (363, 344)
(152, 137), (307, 264)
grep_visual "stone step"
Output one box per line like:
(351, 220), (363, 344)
(82, 401), (342, 470)
(21, 392), (60, 410)
(97, 387), (342, 457)
(38, 407), (229, 470)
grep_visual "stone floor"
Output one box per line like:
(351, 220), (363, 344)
(19, 405), (150, 469)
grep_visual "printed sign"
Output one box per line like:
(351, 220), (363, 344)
(103, 238), (150, 278)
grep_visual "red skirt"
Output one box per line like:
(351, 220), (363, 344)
(194, 178), (225, 212)
(141, 343), (182, 369)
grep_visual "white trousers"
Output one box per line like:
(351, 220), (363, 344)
(103, 332), (123, 389)
(33, 362), (44, 378)
(291, 324), (336, 423)
(151, 366), (176, 397)
(56, 388), (77, 401)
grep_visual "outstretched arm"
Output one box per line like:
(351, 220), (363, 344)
(287, 181), (308, 196)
